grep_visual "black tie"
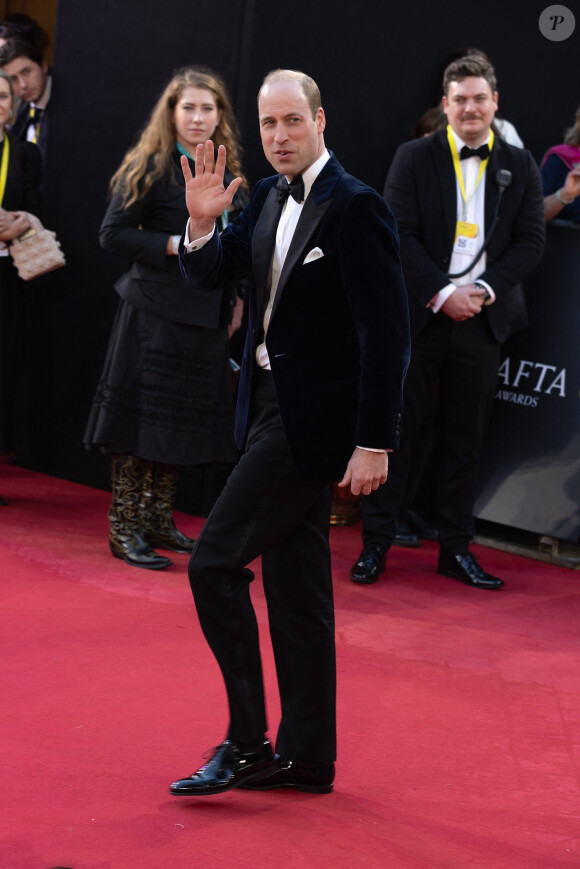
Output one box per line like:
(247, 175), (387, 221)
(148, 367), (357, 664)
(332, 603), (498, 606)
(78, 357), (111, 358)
(276, 174), (305, 203)
(459, 144), (490, 161)
(28, 106), (43, 124)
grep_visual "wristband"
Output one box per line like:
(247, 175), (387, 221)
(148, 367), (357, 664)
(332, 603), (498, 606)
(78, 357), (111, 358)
(556, 189), (574, 206)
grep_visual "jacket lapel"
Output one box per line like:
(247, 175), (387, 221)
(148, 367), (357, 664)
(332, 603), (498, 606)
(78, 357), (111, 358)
(269, 155), (339, 321)
(270, 195), (331, 320)
(433, 131), (457, 249)
(252, 185), (282, 315)
(484, 139), (502, 234)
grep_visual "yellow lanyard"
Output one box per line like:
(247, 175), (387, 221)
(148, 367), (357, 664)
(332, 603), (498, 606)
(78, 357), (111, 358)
(29, 106), (41, 143)
(0, 134), (9, 207)
(447, 124), (493, 216)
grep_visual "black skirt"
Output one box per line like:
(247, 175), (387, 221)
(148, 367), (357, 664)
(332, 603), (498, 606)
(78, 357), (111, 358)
(84, 299), (238, 466)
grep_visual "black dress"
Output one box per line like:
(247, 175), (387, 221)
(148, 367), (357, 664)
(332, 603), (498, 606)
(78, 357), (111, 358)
(0, 133), (42, 454)
(84, 151), (246, 466)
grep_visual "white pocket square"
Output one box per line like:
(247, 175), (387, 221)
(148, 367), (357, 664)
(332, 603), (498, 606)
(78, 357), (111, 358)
(303, 247), (324, 264)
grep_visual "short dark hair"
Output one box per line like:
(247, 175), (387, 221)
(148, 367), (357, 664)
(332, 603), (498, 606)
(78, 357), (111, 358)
(442, 56), (497, 97)
(0, 13), (49, 54)
(0, 37), (45, 68)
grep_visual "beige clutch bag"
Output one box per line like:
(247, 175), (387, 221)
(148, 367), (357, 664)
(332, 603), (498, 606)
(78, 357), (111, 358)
(10, 213), (65, 281)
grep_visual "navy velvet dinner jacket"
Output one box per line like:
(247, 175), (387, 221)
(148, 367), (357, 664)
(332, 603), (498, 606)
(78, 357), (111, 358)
(180, 152), (411, 483)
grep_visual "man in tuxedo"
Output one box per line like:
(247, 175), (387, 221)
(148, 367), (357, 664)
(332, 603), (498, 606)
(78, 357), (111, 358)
(0, 39), (50, 158)
(351, 55), (545, 589)
(169, 69), (410, 797)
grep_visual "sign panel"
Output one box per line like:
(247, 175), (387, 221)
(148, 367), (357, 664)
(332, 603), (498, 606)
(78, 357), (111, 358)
(475, 224), (580, 542)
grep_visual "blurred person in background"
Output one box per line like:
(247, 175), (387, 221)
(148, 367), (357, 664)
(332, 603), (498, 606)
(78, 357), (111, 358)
(540, 105), (580, 223)
(0, 70), (42, 504)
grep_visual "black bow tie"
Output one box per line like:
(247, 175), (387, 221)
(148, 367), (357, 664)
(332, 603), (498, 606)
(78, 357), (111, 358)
(276, 174), (305, 203)
(459, 144), (490, 161)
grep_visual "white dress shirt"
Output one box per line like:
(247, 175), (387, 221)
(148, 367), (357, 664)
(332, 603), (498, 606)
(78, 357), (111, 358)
(429, 129), (495, 313)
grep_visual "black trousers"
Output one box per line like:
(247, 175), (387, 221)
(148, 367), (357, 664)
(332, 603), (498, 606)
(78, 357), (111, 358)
(188, 370), (336, 763)
(362, 313), (500, 554)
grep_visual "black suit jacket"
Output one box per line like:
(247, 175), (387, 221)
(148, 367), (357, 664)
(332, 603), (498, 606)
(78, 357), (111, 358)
(384, 130), (545, 343)
(1, 131), (42, 214)
(100, 156), (246, 329)
(180, 152), (411, 483)
(11, 99), (49, 160)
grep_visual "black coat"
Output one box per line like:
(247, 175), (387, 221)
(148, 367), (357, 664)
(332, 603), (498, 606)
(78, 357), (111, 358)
(100, 155), (246, 328)
(0, 133), (42, 453)
(85, 152), (247, 465)
(384, 130), (546, 343)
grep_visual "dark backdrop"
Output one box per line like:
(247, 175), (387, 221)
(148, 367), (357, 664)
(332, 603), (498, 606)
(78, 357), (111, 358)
(18, 0), (580, 516)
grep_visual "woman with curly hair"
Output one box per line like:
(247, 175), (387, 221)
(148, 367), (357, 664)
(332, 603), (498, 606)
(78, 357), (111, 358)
(84, 66), (248, 569)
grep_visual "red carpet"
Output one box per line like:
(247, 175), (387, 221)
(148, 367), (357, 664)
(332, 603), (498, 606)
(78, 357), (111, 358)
(1, 464), (579, 868)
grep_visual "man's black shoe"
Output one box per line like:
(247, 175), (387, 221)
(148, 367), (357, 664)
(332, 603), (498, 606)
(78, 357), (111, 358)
(437, 551), (504, 589)
(394, 519), (420, 548)
(350, 545), (386, 584)
(169, 739), (274, 796)
(406, 508), (438, 541)
(241, 754), (335, 794)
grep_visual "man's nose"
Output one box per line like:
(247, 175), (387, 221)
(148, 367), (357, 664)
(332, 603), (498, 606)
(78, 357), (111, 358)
(274, 124), (287, 142)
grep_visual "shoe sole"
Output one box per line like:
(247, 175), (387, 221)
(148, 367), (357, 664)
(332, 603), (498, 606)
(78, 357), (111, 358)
(241, 781), (333, 793)
(437, 567), (503, 589)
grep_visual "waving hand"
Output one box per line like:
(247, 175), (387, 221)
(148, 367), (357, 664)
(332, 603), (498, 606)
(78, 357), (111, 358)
(181, 141), (243, 238)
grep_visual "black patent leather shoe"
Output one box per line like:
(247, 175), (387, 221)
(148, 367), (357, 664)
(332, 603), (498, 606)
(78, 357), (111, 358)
(406, 508), (438, 541)
(437, 551), (504, 589)
(240, 754), (335, 793)
(350, 545), (386, 584)
(393, 519), (420, 548)
(169, 739), (274, 796)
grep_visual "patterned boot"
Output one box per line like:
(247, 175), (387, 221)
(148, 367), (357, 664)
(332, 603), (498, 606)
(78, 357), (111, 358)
(108, 454), (172, 569)
(143, 462), (196, 553)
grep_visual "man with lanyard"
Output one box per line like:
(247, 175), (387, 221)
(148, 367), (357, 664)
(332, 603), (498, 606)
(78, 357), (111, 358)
(0, 39), (51, 157)
(350, 55), (545, 589)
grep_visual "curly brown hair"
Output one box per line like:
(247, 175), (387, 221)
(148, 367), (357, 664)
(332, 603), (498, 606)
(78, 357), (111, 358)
(111, 65), (248, 207)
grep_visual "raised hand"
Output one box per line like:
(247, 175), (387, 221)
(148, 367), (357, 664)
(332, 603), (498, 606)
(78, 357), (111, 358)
(181, 141), (243, 238)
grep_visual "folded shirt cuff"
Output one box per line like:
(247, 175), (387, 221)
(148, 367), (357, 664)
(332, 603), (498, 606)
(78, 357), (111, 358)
(184, 220), (215, 251)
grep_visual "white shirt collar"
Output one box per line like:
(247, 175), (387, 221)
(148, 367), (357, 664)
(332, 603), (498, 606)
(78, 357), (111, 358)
(450, 127), (492, 153)
(285, 148), (330, 200)
(31, 75), (52, 111)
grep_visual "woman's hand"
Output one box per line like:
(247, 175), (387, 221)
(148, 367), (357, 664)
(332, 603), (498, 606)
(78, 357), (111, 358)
(0, 210), (31, 241)
(0, 207), (15, 241)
